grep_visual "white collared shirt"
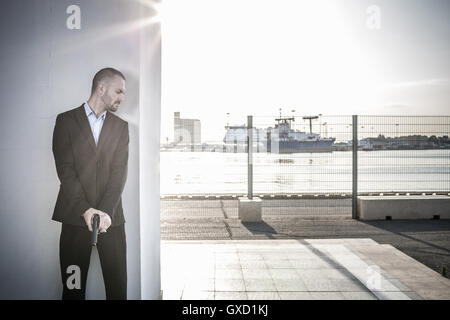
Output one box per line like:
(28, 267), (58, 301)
(84, 102), (106, 146)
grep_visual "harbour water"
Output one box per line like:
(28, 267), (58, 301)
(160, 150), (450, 195)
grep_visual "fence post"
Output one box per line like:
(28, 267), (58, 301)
(248, 115), (253, 200)
(352, 115), (358, 219)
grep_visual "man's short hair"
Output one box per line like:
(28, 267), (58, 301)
(91, 68), (126, 93)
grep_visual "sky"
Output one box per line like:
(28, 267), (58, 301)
(160, 0), (450, 142)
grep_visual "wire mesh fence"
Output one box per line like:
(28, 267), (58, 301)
(357, 116), (450, 193)
(251, 115), (353, 195)
(160, 115), (450, 220)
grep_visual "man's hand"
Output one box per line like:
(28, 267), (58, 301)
(98, 212), (112, 233)
(82, 208), (99, 232)
(82, 208), (112, 233)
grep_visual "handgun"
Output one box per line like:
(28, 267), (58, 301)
(91, 214), (100, 246)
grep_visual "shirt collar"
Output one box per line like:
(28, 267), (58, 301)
(84, 102), (106, 120)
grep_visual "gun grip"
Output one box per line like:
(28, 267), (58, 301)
(91, 214), (100, 246)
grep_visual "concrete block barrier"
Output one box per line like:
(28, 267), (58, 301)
(358, 196), (450, 220)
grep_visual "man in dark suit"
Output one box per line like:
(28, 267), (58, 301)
(52, 67), (129, 300)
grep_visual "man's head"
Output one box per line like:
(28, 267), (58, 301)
(91, 68), (126, 112)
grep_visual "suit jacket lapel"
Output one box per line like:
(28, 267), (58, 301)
(97, 111), (113, 154)
(74, 104), (97, 152)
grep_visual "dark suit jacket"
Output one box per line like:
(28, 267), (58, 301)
(52, 104), (129, 227)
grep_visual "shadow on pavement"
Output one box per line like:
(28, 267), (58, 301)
(361, 220), (450, 254)
(241, 221), (278, 238)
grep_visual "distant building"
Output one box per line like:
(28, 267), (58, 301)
(174, 112), (201, 146)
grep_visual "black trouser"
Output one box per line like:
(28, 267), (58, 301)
(59, 223), (127, 300)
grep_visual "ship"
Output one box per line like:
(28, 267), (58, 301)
(223, 115), (335, 153)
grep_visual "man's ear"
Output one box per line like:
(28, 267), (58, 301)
(98, 82), (106, 96)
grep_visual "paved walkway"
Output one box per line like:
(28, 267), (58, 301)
(161, 239), (450, 300)
(161, 199), (450, 279)
(161, 199), (450, 300)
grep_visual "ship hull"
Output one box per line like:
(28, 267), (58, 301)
(223, 139), (335, 153)
(269, 139), (335, 153)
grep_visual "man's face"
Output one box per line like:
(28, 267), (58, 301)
(101, 75), (126, 112)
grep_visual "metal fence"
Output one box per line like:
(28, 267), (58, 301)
(357, 116), (450, 193)
(250, 115), (353, 195)
(161, 115), (450, 220)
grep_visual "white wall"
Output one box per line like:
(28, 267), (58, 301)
(0, 0), (160, 299)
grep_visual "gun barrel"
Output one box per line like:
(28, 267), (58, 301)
(91, 214), (100, 246)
